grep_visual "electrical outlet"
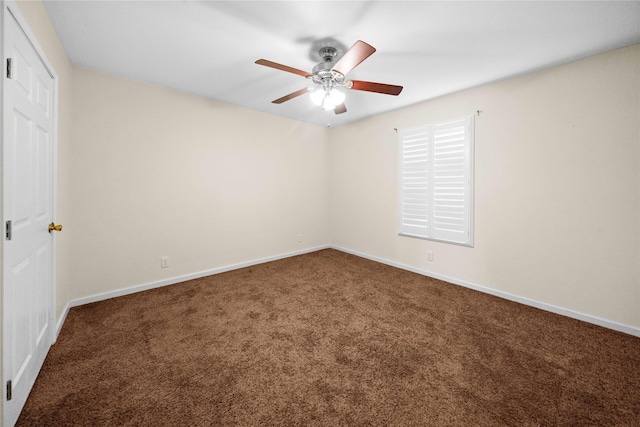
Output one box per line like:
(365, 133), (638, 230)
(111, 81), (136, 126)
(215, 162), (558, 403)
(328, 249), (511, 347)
(297, 234), (303, 243)
(426, 251), (433, 262)
(161, 256), (170, 268)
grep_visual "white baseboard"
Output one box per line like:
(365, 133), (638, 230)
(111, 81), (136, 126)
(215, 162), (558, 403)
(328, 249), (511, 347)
(331, 245), (640, 338)
(55, 301), (71, 340)
(55, 244), (639, 339)
(59, 245), (331, 321)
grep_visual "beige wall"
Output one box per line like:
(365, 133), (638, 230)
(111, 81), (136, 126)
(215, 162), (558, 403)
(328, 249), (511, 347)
(329, 44), (640, 328)
(70, 68), (330, 299)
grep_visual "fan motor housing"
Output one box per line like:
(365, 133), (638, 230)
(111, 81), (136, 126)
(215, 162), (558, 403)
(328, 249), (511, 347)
(312, 61), (333, 78)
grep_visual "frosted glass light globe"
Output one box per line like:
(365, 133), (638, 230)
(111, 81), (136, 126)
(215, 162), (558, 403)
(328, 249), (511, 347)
(322, 95), (335, 110)
(310, 88), (325, 106)
(329, 89), (345, 106)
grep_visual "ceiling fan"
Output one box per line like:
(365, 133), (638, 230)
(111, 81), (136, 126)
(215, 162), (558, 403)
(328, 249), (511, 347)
(255, 40), (403, 115)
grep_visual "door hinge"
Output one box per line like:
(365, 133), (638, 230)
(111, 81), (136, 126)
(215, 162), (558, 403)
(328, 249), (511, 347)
(5, 220), (12, 240)
(6, 58), (13, 79)
(6, 380), (11, 401)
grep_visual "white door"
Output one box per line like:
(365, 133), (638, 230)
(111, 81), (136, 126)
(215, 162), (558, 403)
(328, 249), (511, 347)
(2, 4), (57, 426)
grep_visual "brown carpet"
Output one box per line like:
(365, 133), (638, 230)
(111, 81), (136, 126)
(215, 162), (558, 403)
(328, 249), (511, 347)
(17, 249), (640, 426)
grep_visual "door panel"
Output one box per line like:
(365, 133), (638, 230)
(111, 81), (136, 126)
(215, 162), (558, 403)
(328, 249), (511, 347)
(11, 110), (33, 226)
(35, 126), (51, 219)
(9, 255), (33, 386)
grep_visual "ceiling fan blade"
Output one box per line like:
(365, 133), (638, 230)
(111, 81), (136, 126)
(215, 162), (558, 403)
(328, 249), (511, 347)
(348, 80), (403, 96)
(334, 103), (347, 115)
(331, 40), (376, 76)
(255, 59), (312, 78)
(272, 88), (310, 104)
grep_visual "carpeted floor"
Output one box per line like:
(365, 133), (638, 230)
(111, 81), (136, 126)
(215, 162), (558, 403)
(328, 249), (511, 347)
(17, 249), (640, 426)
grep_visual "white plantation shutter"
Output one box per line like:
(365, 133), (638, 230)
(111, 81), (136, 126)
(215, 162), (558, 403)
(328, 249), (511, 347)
(398, 116), (474, 246)
(398, 127), (431, 236)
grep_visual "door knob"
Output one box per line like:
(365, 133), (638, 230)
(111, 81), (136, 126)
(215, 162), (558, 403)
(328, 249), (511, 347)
(48, 223), (62, 233)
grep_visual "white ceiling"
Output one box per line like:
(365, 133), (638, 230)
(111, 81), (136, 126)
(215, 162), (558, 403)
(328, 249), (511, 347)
(43, 1), (640, 128)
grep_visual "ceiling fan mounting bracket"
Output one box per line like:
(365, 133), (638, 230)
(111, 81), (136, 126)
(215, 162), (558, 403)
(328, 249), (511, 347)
(308, 38), (347, 63)
(318, 46), (338, 63)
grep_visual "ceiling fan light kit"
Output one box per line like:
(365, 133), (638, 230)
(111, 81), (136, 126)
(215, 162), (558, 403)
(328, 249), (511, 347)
(310, 87), (346, 111)
(255, 40), (403, 115)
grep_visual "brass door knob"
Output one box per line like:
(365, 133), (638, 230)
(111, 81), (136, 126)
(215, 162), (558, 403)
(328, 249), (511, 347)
(48, 223), (62, 233)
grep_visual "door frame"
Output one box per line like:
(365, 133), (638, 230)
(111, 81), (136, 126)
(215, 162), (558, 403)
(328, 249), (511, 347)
(1, 0), (59, 423)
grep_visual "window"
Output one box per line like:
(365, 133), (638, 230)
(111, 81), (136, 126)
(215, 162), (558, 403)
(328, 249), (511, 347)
(398, 116), (474, 246)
